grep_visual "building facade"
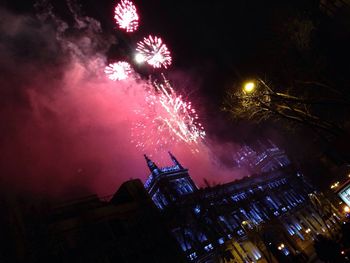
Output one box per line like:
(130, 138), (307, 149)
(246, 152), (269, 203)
(144, 153), (341, 263)
(232, 140), (291, 175)
(0, 152), (342, 263)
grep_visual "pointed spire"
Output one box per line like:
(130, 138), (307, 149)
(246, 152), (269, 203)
(144, 154), (159, 173)
(168, 151), (183, 169)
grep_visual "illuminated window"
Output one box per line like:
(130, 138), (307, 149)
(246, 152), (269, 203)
(188, 252), (197, 260)
(197, 232), (207, 242)
(237, 229), (245, 236)
(287, 226), (295, 235)
(194, 205), (201, 214)
(204, 243), (214, 251)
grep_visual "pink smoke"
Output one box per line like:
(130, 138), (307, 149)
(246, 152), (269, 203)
(0, 7), (244, 199)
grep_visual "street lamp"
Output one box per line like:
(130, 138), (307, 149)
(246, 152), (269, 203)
(330, 181), (340, 189)
(277, 243), (285, 250)
(344, 206), (350, 213)
(241, 220), (253, 231)
(243, 81), (256, 93)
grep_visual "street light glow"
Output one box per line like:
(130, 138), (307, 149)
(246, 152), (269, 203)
(344, 205), (350, 213)
(243, 82), (256, 93)
(277, 243), (285, 250)
(330, 181), (340, 189)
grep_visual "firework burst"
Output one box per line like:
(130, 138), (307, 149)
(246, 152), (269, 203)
(104, 61), (132, 81)
(132, 76), (205, 151)
(136, 35), (172, 68)
(114, 0), (139, 32)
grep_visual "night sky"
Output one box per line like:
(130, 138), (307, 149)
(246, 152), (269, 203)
(1, 0), (349, 198)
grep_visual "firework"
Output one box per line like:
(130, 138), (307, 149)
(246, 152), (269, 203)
(104, 61), (132, 81)
(136, 35), (172, 68)
(132, 76), (205, 151)
(114, 0), (139, 32)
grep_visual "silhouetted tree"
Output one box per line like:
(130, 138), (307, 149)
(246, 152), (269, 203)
(223, 79), (349, 141)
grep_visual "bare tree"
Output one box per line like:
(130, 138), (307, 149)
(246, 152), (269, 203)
(223, 79), (349, 140)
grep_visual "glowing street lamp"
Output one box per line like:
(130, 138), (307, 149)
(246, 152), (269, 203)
(277, 243), (285, 250)
(330, 181), (340, 189)
(344, 205), (350, 213)
(243, 81), (256, 93)
(241, 220), (253, 231)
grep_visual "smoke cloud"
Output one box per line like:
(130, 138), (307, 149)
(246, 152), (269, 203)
(0, 6), (243, 199)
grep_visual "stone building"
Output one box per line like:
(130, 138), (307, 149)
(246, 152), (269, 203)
(144, 152), (341, 262)
(0, 152), (341, 263)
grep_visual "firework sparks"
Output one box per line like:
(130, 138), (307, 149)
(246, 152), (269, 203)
(104, 61), (132, 81)
(136, 35), (172, 68)
(132, 76), (205, 151)
(114, 0), (139, 32)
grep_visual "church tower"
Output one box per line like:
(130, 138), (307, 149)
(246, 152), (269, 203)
(144, 153), (197, 209)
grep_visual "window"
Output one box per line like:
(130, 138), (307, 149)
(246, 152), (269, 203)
(151, 189), (168, 209)
(172, 228), (192, 251)
(204, 243), (214, 251)
(188, 252), (197, 260)
(237, 229), (245, 236)
(172, 178), (194, 195)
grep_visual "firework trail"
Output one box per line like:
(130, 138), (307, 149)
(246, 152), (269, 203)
(135, 35), (172, 68)
(132, 76), (205, 152)
(114, 0), (139, 32)
(104, 61), (133, 81)
(110, 3), (201, 152)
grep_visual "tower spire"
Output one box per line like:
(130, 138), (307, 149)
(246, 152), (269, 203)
(144, 154), (159, 174)
(168, 151), (183, 169)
